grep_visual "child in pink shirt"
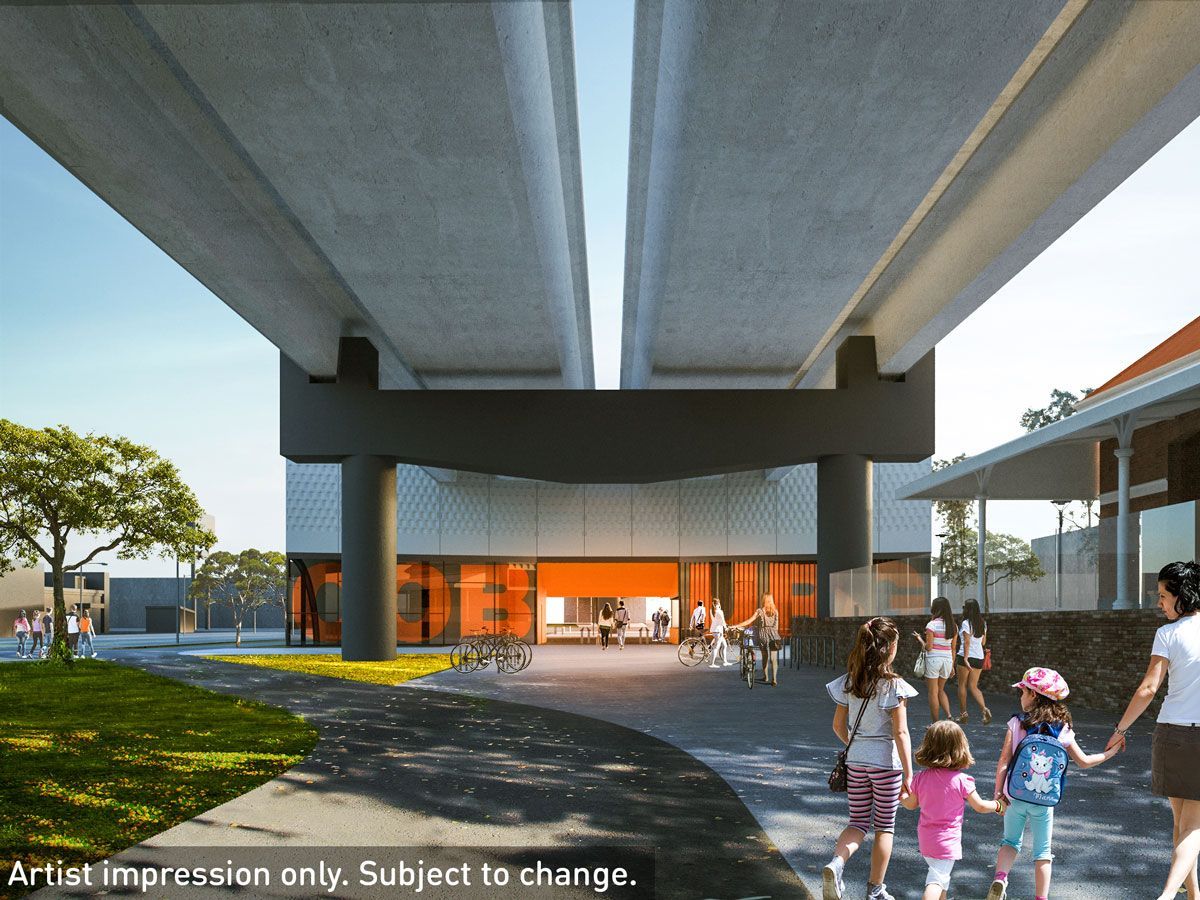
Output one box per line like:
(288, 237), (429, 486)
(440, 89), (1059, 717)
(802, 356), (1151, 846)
(901, 720), (1003, 899)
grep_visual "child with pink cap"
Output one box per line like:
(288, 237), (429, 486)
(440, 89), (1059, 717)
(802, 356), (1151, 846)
(985, 667), (1121, 900)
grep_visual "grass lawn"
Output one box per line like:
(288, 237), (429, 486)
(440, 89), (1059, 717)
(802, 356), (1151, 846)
(0, 660), (316, 899)
(203, 653), (450, 685)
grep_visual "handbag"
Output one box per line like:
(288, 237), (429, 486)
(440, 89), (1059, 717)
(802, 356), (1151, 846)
(983, 649), (993, 671)
(829, 681), (876, 792)
(769, 638), (782, 651)
(913, 651), (927, 678)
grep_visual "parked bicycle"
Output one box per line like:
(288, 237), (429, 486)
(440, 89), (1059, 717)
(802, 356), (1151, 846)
(450, 627), (532, 674)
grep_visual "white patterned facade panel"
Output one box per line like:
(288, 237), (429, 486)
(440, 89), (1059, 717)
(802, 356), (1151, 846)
(585, 485), (633, 556)
(680, 477), (728, 556)
(632, 483), (680, 557)
(489, 479), (538, 557)
(537, 483), (585, 556)
(285, 462), (341, 554)
(875, 461), (933, 555)
(439, 473), (490, 556)
(396, 465), (440, 555)
(777, 464), (817, 555)
(727, 471), (776, 555)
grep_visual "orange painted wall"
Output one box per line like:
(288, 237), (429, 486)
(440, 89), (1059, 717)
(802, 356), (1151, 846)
(537, 562), (679, 598)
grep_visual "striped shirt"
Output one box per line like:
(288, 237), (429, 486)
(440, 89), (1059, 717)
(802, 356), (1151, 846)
(925, 617), (953, 656)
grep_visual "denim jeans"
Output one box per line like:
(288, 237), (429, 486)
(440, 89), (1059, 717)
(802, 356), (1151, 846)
(78, 632), (94, 656)
(16, 632), (27, 656)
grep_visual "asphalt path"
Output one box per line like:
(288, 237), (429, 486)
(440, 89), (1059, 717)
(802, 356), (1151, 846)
(412, 643), (1167, 900)
(28, 650), (807, 900)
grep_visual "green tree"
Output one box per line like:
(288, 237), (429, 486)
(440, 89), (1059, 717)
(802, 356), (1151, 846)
(1019, 388), (1093, 432)
(190, 549), (286, 646)
(935, 527), (1046, 612)
(932, 455), (973, 590)
(0, 420), (215, 661)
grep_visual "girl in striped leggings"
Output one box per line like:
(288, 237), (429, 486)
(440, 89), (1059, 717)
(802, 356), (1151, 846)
(823, 617), (917, 900)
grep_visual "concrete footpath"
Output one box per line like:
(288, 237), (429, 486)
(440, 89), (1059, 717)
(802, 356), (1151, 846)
(33, 650), (806, 900)
(413, 644), (1166, 899)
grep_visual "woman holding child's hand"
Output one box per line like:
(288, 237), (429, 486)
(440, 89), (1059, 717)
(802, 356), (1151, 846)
(1111, 561), (1200, 900)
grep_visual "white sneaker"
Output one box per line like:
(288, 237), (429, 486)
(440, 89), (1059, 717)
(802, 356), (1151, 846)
(985, 878), (1007, 900)
(708, 663), (720, 668)
(867, 883), (896, 900)
(723, 661), (735, 666)
(822, 864), (844, 900)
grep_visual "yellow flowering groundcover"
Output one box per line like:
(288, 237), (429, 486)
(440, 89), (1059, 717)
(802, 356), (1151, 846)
(0, 660), (316, 899)
(203, 653), (450, 685)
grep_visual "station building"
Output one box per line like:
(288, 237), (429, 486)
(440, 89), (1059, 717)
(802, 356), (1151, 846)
(285, 462), (931, 646)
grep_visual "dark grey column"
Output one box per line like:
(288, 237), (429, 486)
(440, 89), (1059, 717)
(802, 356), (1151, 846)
(817, 454), (873, 618)
(340, 455), (397, 661)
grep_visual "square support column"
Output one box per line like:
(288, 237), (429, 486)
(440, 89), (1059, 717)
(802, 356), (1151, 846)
(817, 454), (873, 618)
(340, 454), (397, 660)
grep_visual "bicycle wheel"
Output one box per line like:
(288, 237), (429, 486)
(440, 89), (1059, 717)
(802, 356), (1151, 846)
(450, 642), (472, 673)
(678, 638), (707, 667)
(515, 641), (532, 671)
(495, 643), (520, 673)
(743, 651), (754, 689)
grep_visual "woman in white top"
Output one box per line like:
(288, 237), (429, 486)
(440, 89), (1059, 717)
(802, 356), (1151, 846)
(912, 596), (956, 723)
(708, 598), (733, 667)
(597, 603), (615, 651)
(1111, 561), (1200, 900)
(954, 599), (991, 724)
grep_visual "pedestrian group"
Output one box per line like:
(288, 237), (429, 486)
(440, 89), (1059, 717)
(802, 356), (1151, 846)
(11, 606), (98, 659)
(821, 562), (1200, 900)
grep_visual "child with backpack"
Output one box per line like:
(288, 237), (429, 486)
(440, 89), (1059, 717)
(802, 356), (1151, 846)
(900, 720), (1003, 899)
(985, 667), (1120, 900)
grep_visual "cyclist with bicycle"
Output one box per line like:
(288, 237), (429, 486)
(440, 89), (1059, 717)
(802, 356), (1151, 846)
(732, 593), (782, 686)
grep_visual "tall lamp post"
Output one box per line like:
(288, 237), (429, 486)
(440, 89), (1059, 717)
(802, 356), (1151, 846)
(1052, 501), (1070, 610)
(176, 519), (202, 645)
(935, 532), (948, 597)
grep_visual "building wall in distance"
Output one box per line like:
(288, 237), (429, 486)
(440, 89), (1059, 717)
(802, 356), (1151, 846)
(108, 577), (284, 631)
(0, 565), (43, 630)
(286, 461), (933, 558)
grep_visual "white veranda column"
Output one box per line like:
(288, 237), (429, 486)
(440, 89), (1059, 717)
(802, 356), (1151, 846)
(976, 495), (987, 609)
(1114, 446), (1135, 610)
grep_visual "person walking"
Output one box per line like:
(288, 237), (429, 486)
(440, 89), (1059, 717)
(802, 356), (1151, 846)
(733, 593), (782, 685)
(985, 667), (1119, 900)
(614, 600), (630, 650)
(822, 617), (916, 900)
(708, 598), (733, 668)
(1109, 561), (1200, 900)
(28, 610), (43, 659)
(659, 607), (671, 643)
(13, 611), (30, 659)
(913, 597), (956, 723)
(40, 610), (52, 658)
(66, 608), (80, 653)
(955, 599), (990, 724)
(651, 607), (662, 642)
(689, 599), (707, 637)
(597, 603), (615, 651)
(899, 720), (1002, 900)
(78, 610), (97, 658)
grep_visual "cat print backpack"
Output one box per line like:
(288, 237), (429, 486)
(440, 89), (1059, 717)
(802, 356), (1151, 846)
(1005, 719), (1069, 807)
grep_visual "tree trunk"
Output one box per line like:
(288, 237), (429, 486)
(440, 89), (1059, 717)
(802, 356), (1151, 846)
(48, 558), (71, 662)
(234, 608), (242, 647)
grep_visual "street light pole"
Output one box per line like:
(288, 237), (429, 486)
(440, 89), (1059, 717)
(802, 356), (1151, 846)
(1052, 501), (1069, 610)
(935, 532), (948, 598)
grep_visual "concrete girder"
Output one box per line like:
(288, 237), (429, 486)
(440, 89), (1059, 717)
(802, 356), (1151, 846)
(0, 2), (593, 390)
(621, 0), (1200, 391)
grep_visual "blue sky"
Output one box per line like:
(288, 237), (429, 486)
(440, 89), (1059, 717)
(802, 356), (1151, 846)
(2, 2), (1198, 575)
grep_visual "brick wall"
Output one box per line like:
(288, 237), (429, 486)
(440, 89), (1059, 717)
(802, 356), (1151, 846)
(793, 610), (1164, 717)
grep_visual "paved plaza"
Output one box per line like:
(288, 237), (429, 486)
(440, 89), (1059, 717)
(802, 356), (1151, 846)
(22, 643), (1167, 899)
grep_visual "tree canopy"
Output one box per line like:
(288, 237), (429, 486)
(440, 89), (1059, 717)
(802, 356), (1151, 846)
(1019, 388), (1093, 432)
(190, 549), (287, 646)
(0, 420), (215, 659)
